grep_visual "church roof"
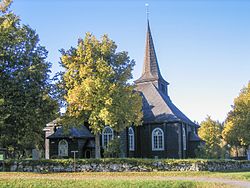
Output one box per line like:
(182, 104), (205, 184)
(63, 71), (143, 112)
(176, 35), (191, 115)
(48, 126), (94, 139)
(137, 82), (197, 126)
(135, 20), (197, 127)
(189, 131), (203, 142)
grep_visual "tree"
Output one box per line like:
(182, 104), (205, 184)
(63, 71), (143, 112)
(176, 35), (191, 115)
(0, 1), (58, 157)
(198, 116), (224, 158)
(60, 33), (143, 158)
(103, 137), (121, 158)
(222, 82), (250, 158)
(0, 0), (12, 13)
(222, 121), (241, 157)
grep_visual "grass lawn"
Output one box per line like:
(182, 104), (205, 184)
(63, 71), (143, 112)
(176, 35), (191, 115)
(0, 179), (232, 188)
(139, 171), (250, 181)
(0, 171), (250, 188)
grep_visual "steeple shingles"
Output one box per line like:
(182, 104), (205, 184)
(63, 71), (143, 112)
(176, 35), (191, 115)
(135, 20), (162, 83)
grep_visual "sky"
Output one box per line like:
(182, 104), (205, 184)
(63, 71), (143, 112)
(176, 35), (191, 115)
(10, 0), (250, 123)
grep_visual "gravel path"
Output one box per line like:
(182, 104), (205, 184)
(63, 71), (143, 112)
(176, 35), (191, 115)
(159, 176), (250, 188)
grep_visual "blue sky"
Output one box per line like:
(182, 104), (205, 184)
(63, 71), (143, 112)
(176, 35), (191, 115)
(11, 0), (250, 123)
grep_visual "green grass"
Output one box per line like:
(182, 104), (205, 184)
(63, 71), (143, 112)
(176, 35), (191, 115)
(137, 171), (250, 181)
(0, 179), (232, 188)
(1, 171), (250, 188)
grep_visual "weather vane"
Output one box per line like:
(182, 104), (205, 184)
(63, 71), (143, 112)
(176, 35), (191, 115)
(145, 3), (149, 20)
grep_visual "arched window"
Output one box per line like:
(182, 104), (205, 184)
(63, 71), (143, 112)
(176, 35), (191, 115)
(128, 127), (135, 151)
(102, 126), (114, 148)
(183, 126), (186, 151)
(152, 128), (164, 151)
(58, 139), (68, 156)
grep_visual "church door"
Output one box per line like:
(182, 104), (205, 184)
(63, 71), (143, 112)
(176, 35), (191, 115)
(85, 149), (91, 158)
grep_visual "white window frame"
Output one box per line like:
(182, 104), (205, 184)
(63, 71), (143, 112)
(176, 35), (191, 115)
(102, 126), (114, 148)
(58, 139), (68, 157)
(152, 128), (164, 151)
(183, 126), (187, 151)
(128, 127), (135, 151)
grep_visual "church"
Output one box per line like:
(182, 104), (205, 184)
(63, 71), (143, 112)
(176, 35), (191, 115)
(43, 20), (202, 159)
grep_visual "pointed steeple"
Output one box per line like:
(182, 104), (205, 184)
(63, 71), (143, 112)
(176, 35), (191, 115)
(135, 20), (164, 84)
(144, 20), (161, 78)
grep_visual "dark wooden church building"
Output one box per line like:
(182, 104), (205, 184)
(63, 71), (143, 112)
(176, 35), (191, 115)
(43, 20), (201, 159)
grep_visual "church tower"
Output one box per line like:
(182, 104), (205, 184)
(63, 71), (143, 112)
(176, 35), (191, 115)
(131, 17), (201, 159)
(135, 20), (169, 96)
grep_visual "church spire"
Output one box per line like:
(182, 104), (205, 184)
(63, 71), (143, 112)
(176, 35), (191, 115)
(143, 20), (161, 78)
(135, 19), (162, 83)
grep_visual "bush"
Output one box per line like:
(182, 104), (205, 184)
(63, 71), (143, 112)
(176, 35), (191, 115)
(103, 138), (121, 158)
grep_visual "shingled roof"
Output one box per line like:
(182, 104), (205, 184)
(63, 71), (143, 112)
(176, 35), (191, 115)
(135, 20), (197, 127)
(48, 126), (94, 139)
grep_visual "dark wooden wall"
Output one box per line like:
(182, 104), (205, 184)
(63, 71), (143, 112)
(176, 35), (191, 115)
(48, 123), (198, 159)
(131, 122), (181, 159)
(49, 138), (93, 158)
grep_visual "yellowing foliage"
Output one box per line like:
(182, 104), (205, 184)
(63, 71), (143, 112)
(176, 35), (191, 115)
(60, 33), (143, 157)
(198, 116), (224, 158)
(223, 82), (250, 147)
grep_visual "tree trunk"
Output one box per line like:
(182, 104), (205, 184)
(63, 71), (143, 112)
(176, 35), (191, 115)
(236, 146), (239, 158)
(95, 133), (101, 158)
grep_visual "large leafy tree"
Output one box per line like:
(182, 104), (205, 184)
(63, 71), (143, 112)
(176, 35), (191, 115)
(198, 116), (224, 158)
(60, 33), (143, 158)
(0, 0), (58, 157)
(222, 82), (250, 156)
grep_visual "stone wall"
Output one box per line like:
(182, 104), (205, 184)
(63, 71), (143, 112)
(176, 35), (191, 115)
(1, 159), (250, 172)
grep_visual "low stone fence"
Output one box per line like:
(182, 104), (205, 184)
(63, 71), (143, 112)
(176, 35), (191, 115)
(1, 159), (250, 172)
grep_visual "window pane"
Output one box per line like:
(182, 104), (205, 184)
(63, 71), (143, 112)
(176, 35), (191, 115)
(128, 128), (134, 151)
(152, 128), (164, 150)
(58, 140), (68, 156)
(102, 127), (114, 148)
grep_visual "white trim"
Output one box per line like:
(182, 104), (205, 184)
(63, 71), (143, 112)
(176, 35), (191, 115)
(58, 139), (68, 157)
(102, 126), (114, 148)
(152, 128), (164, 151)
(183, 126), (187, 151)
(128, 127), (135, 151)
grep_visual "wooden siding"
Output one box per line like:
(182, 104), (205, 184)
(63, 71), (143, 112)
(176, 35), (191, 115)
(48, 123), (197, 159)
(49, 138), (92, 158)
(132, 122), (181, 159)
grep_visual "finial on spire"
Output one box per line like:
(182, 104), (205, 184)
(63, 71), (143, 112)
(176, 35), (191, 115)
(145, 3), (149, 20)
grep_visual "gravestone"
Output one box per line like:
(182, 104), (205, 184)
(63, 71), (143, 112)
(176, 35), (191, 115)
(0, 154), (3, 161)
(0, 149), (6, 172)
(0, 148), (6, 161)
(32, 149), (40, 160)
(247, 148), (250, 161)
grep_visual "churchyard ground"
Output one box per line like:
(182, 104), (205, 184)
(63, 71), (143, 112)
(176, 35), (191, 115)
(0, 171), (250, 188)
